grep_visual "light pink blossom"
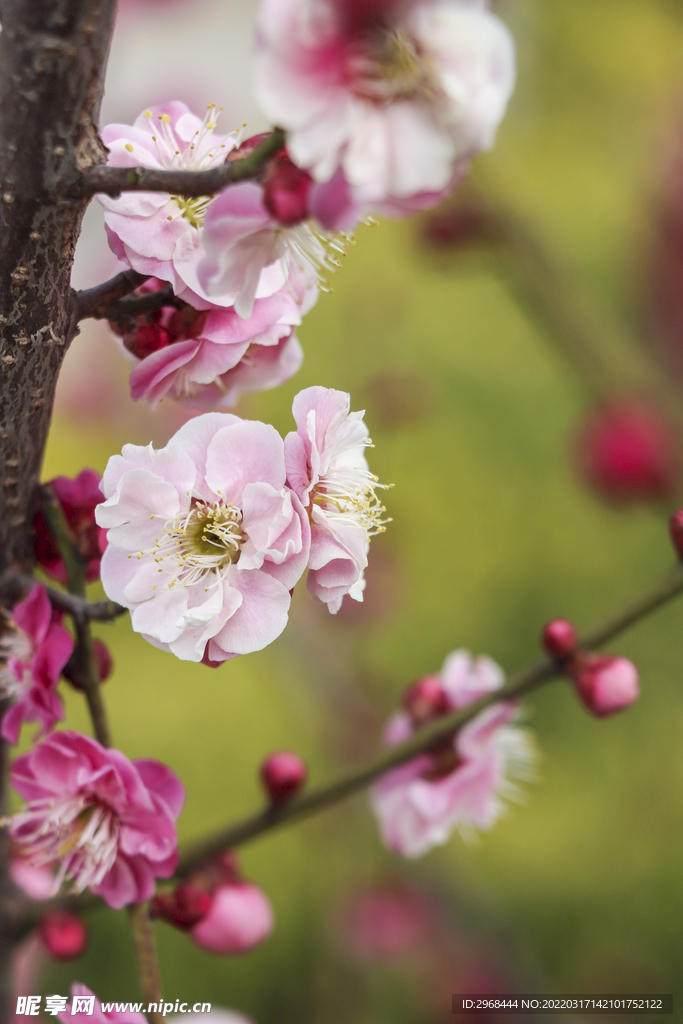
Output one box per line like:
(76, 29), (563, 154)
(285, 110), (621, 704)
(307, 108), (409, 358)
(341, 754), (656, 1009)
(8, 731), (184, 909)
(113, 272), (315, 410)
(0, 584), (73, 745)
(96, 413), (310, 662)
(284, 386), (390, 613)
(58, 985), (146, 1024)
(99, 103), (283, 309)
(199, 179), (348, 318)
(371, 650), (534, 858)
(191, 881), (274, 955)
(255, 0), (515, 207)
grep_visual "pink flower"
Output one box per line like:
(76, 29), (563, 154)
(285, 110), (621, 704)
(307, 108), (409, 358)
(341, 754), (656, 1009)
(371, 650), (534, 858)
(112, 274), (315, 410)
(284, 386), (390, 613)
(95, 413), (310, 662)
(199, 179), (347, 318)
(58, 984), (146, 1024)
(254, 0), (515, 207)
(98, 102), (286, 309)
(33, 470), (106, 586)
(573, 655), (639, 718)
(191, 881), (274, 954)
(0, 584), (73, 745)
(7, 731), (184, 909)
(10, 856), (54, 901)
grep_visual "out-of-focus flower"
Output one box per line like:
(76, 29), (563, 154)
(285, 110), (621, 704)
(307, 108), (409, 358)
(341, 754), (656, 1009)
(33, 470), (106, 585)
(110, 274), (314, 410)
(99, 102), (253, 309)
(10, 856), (54, 901)
(285, 386), (391, 613)
(0, 584), (73, 745)
(58, 984), (147, 1024)
(38, 911), (88, 961)
(153, 851), (274, 955)
(260, 750), (308, 803)
(255, 0), (515, 209)
(541, 619), (577, 661)
(199, 179), (348, 319)
(8, 731), (184, 908)
(62, 637), (113, 692)
(371, 650), (534, 857)
(96, 413), (310, 662)
(574, 401), (680, 504)
(336, 881), (437, 960)
(572, 655), (639, 718)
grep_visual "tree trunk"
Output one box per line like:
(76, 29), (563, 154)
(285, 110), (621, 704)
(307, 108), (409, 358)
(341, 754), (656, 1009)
(0, 1), (117, 1017)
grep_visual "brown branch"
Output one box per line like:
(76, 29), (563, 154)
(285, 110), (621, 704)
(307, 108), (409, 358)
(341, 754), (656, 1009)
(129, 904), (164, 1021)
(75, 269), (149, 321)
(175, 558), (683, 876)
(68, 129), (286, 199)
(44, 585), (126, 624)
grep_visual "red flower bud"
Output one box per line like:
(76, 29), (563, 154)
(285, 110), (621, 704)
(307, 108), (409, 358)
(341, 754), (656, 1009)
(402, 676), (449, 726)
(263, 151), (313, 227)
(542, 619), (578, 660)
(573, 655), (639, 717)
(669, 509), (683, 558)
(575, 401), (680, 503)
(260, 751), (307, 804)
(123, 323), (171, 360)
(38, 911), (88, 961)
(152, 883), (212, 931)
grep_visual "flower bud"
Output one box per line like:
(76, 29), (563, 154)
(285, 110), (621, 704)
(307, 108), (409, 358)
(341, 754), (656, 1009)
(263, 151), (313, 227)
(38, 911), (88, 961)
(260, 751), (307, 804)
(402, 676), (449, 726)
(574, 655), (639, 717)
(190, 882), (274, 955)
(62, 637), (113, 691)
(151, 883), (212, 931)
(123, 322), (171, 360)
(669, 510), (683, 559)
(542, 619), (578, 660)
(575, 401), (680, 503)
(33, 470), (105, 586)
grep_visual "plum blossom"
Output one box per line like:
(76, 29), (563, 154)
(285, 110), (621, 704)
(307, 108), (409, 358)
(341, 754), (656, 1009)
(371, 650), (535, 857)
(284, 386), (390, 613)
(95, 413), (310, 663)
(573, 655), (639, 718)
(58, 985), (146, 1024)
(99, 102), (283, 309)
(7, 731), (184, 909)
(254, 0), (515, 208)
(33, 470), (106, 585)
(0, 584), (73, 745)
(111, 271), (315, 410)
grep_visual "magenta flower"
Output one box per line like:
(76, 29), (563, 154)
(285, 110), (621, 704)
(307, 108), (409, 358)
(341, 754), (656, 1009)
(33, 470), (106, 586)
(191, 881), (274, 954)
(284, 386), (390, 613)
(254, 0), (515, 208)
(371, 650), (535, 857)
(113, 275), (315, 410)
(0, 584), (73, 745)
(8, 731), (184, 909)
(95, 413), (310, 662)
(58, 984), (146, 1024)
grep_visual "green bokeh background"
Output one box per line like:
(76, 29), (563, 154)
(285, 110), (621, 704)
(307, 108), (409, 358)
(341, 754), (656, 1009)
(36, 0), (683, 1018)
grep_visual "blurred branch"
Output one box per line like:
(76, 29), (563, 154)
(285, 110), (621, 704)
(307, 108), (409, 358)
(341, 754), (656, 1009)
(75, 269), (149, 322)
(38, 486), (112, 748)
(175, 558), (683, 874)
(129, 903), (164, 1022)
(44, 585), (126, 624)
(68, 129), (285, 199)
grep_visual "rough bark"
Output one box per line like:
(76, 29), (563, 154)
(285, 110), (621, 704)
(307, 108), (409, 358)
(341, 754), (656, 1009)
(0, 1), (117, 1017)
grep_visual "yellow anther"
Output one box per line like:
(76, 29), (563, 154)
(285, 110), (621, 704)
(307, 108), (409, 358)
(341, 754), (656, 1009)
(144, 110), (153, 118)
(158, 114), (171, 122)
(125, 143), (134, 153)
(206, 122), (217, 130)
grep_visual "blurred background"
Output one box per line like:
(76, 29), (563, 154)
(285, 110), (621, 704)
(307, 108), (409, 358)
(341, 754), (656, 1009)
(27, 0), (683, 1018)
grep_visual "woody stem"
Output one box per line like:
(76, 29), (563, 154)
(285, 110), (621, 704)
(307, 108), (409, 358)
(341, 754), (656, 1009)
(129, 903), (164, 1021)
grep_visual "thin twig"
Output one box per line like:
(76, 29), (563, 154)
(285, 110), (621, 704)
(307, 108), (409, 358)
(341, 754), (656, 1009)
(43, 586), (126, 624)
(75, 269), (149, 322)
(69, 129), (286, 199)
(129, 903), (164, 1020)
(175, 559), (683, 875)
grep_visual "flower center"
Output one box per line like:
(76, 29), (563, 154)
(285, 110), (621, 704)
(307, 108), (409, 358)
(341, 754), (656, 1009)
(312, 446), (391, 540)
(8, 796), (120, 895)
(136, 502), (245, 591)
(350, 28), (435, 105)
(282, 222), (354, 295)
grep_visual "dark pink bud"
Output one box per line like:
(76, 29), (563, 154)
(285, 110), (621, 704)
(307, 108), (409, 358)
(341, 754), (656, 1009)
(402, 676), (449, 726)
(34, 469), (105, 586)
(573, 655), (639, 717)
(263, 151), (313, 227)
(232, 133), (271, 159)
(575, 402), (680, 503)
(260, 751), (307, 804)
(542, 619), (578, 660)
(38, 911), (88, 961)
(93, 638), (113, 683)
(669, 510), (683, 558)
(124, 322), (171, 360)
(421, 205), (491, 248)
(151, 883), (212, 931)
